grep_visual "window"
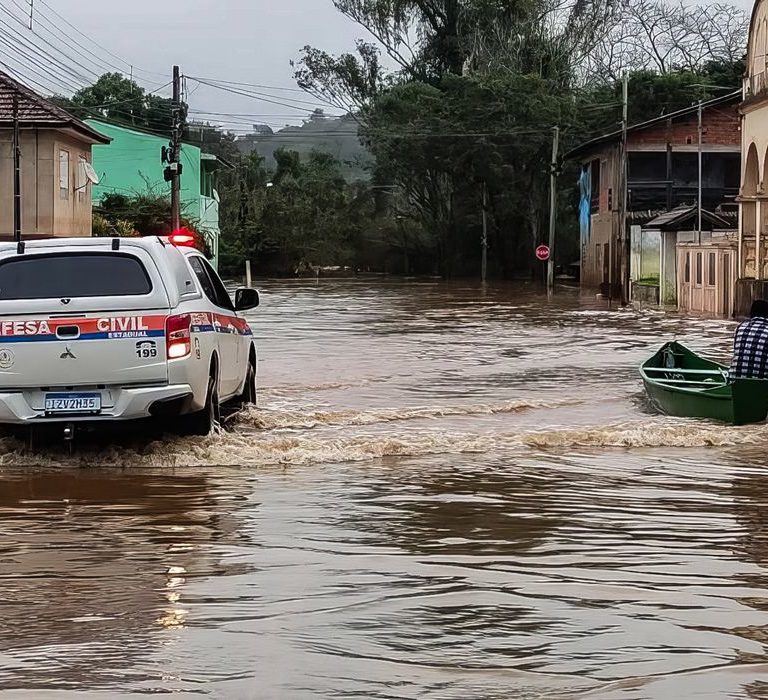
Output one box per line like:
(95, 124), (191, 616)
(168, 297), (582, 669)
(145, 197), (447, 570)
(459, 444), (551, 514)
(59, 150), (70, 200)
(189, 256), (217, 303)
(77, 157), (88, 203)
(696, 252), (703, 286)
(0, 254), (151, 300)
(189, 256), (234, 311)
(590, 159), (600, 214)
(685, 252), (690, 283)
(201, 257), (234, 311)
(708, 252), (716, 286)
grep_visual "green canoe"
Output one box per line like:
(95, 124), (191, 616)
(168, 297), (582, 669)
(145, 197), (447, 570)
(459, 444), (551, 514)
(640, 341), (768, 425)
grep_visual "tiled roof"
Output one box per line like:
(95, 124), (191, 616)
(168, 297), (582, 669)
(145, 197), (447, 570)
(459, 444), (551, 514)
(0, 71), (110, 144)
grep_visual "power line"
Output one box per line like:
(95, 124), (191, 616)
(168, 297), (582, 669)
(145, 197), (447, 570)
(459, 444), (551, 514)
(0, 30), (83, 93)
(190, 77), (341, 113)
(4, 0), (129, 79)
(186, 75), (310, 94)
(0, 3), (100, 84)
(34, 0), (166, 80)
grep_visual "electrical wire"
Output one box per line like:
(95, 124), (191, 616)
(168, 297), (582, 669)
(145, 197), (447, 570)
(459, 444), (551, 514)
(4, 0), (131, 79)
(0, 30), (84, 93)
(0, 3), (101, 84)
(34, 0), (166, 80)
(186, 75), (312, 94)
(190, 77), (341, 113)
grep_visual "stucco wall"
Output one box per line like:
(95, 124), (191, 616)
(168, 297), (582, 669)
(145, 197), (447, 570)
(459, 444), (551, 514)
(580, 144), (618, 289)
(87, 120), (202, 221)
(0, 129), (92, 237)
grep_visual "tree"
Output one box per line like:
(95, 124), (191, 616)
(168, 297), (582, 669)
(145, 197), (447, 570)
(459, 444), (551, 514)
(582, 0), (748, 83)
(95, 193), (210, 255)
(294, 40), (388, 112)
(53, 72), (187, 134)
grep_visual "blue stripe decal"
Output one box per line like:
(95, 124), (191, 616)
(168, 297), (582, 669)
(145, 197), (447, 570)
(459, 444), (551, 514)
(192, 325), (251, 336)
(0, 330), (166, 343)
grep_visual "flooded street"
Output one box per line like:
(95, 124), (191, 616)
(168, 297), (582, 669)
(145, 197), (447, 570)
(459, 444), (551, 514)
(3, 280), (768, 698)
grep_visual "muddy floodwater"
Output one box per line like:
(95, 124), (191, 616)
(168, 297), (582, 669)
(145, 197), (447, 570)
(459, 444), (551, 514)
(4, 280), (768, 699)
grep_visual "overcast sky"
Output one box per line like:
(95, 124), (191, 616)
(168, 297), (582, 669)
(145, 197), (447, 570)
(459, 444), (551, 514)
(43, 0), (368, 130)
(15, 0), (757, 131)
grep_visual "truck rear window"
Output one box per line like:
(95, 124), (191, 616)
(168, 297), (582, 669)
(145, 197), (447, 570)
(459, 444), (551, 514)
(0, 253), (152, 299)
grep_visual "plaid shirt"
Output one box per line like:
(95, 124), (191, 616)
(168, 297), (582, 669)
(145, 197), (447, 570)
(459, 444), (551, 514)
(730, 317), (768, 379)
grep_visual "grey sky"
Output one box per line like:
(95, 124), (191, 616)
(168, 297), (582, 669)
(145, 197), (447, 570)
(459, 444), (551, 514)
(15, 0), (758, 132)
(47, 0), (366, 129)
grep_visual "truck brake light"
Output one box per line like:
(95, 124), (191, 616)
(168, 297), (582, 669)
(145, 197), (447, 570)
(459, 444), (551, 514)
(166, 314), (191, 359)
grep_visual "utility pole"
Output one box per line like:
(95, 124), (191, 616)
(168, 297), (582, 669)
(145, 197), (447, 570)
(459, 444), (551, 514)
(547, 126), (559, 294)
(170, 65), (181, 232)
(481, 181), (488, 283)
(27, 0), (33, 30)
(697, 99), (703, 246)
(13, 93), (21, 243)
(619, 72), (629, 305)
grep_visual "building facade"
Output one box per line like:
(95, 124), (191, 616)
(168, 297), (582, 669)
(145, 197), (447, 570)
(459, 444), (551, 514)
(86, 119), (225, 263)
(567, 94), (740, 310)
(738, 0), (768, 312)
(0, 71), (110, 239)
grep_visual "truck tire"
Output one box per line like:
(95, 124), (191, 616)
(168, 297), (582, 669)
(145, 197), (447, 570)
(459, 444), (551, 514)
(179, 364), (220, 436)
(237, 352), (257, 408)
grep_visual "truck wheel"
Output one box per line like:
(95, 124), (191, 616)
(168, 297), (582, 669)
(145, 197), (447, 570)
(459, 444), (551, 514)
(180, 366), (220, 436)
(238, 353), (257, 408)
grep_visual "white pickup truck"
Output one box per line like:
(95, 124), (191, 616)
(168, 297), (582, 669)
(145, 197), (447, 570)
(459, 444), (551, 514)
(0, 235), (260, 438)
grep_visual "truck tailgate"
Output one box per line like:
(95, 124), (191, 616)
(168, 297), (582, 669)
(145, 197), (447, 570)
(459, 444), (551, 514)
(0, 247), (172, 390)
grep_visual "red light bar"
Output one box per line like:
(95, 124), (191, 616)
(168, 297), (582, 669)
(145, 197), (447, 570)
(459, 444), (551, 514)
(168, 228), (197, 247)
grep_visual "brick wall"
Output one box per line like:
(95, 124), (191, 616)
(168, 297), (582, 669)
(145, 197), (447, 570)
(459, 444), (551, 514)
(627, 103), (739, 148)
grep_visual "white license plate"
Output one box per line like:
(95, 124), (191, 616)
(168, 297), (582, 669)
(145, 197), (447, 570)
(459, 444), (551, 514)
(45, 393), (101, 414)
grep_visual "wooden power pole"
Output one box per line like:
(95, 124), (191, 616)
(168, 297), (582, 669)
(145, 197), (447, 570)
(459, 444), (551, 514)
(547, 126), (559, 294)
(619, 73), (629, 304)
(13, 93), (21, 243)
(481, 182), (488, 283)
(697, 99), (703, 246)
(170, 65), (181, 232)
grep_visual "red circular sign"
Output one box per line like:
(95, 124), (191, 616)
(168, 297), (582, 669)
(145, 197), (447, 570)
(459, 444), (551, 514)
(535, 244), (550, 262)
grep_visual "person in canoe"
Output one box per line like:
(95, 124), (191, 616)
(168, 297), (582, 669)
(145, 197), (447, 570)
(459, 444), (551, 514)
(730, 300), (768, 379)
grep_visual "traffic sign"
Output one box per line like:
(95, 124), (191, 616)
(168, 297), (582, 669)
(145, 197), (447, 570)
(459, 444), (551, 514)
(535, 244), (550, 262)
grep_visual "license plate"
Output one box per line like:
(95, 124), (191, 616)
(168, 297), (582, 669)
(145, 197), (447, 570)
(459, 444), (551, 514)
(45, 393), (101, 414)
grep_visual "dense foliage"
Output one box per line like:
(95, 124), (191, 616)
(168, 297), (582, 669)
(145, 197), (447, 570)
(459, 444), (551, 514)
(69, 0), (747, 279)
(286, 0), (746, 278)
(94, 193), (211, 256)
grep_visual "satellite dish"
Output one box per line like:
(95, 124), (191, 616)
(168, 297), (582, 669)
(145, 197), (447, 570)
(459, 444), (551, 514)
(82, 161), (100, 185)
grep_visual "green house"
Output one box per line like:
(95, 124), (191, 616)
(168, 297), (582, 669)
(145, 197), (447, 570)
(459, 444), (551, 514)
(86, 119), (225, 264)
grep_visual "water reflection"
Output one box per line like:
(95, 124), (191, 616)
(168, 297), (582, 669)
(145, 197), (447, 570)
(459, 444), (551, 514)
(0, 281), (766, 698)
(0, 469), (252, 692)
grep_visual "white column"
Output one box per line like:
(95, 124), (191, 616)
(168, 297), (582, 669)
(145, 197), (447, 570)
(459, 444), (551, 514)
(738, 200), (743, 278)
(758, 198), (762, 280)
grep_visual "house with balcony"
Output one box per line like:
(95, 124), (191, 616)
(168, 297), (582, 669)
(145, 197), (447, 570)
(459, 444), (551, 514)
(565, 92), (741, 314)
(736, 0), (768, 313)
(85, 119), (227, 264)
(0, 70), (110, 240)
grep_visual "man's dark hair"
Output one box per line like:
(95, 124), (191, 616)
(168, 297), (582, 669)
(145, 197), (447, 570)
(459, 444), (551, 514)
(750, 300), (768, 318)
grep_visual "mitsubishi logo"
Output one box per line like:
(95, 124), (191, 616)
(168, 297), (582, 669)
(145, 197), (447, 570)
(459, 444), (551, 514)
(60, 347), (76, 360)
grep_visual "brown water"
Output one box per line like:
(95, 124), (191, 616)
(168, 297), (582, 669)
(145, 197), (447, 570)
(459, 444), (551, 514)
(3, 280), (768, 699)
